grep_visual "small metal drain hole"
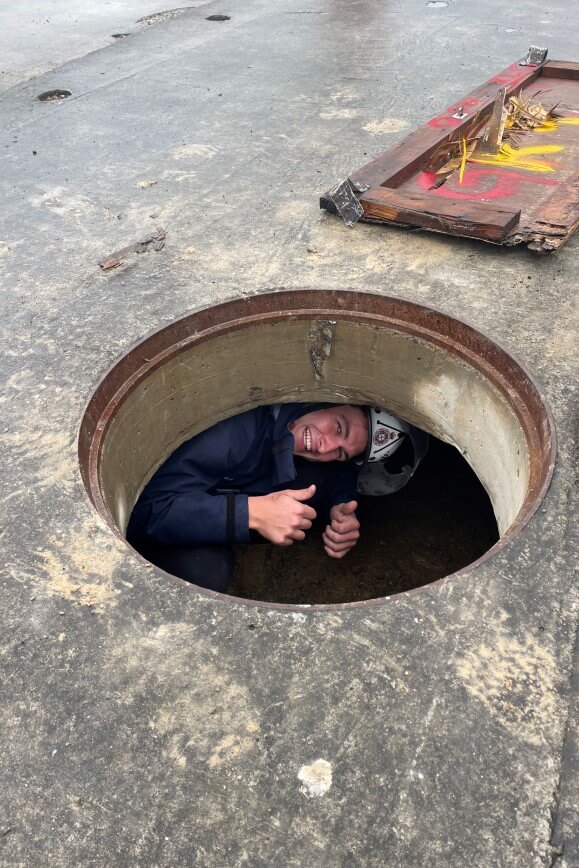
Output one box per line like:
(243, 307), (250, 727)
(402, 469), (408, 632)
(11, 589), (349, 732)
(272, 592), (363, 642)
(37, 89), (72, 102)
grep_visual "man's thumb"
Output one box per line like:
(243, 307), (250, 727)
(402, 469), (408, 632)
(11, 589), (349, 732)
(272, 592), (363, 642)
(338, 500), (358, 515)
(290, 484), (316, 501)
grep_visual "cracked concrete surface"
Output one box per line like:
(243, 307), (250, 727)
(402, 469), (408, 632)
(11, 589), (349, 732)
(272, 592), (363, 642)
(0, 0), (577, 864)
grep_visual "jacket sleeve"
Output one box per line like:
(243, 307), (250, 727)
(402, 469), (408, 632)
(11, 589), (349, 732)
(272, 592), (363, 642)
(129, 417), (257, 545)
(140, 489), (250, 545)
(324, 462), (359, 511)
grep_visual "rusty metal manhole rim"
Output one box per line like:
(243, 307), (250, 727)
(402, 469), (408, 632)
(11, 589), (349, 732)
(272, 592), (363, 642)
(79, 288), (557, 611)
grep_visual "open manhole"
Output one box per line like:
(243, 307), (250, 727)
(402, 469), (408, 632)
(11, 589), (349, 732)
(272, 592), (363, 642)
(79, 290), (555, 608)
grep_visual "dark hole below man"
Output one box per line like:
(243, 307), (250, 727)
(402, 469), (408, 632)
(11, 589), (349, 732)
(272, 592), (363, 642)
(126, 403), (429, 593)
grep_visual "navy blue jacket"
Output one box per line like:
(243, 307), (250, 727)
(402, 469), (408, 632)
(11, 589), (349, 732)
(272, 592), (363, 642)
(127, 403), (358, 546)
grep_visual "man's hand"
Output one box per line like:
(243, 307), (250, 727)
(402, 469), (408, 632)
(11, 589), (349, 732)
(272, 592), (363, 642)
(248, 485), (317, 546)
(323, 501), (360, 559)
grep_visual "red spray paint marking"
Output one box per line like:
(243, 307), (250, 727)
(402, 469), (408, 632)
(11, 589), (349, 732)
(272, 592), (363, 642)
(427, 63), (534, 130)
(418, 167), (558, 200)
(489, 62), (535, 87)
(428, 98), (481, 130)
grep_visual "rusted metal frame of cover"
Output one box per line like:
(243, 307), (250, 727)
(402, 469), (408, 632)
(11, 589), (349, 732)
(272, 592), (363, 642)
(79, 291), (555, 544)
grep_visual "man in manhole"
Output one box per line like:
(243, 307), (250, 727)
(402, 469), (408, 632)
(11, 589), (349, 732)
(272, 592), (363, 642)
(127, 404), (428, 591)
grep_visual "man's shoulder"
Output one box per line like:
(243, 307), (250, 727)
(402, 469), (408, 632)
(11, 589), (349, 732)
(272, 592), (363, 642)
(197, 405), (274, 450)
(223, 404), (273, 433)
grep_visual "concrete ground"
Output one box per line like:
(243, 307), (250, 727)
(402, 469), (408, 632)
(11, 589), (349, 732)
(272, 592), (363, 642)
(0, 0), (577, 865)
(0, 1), (213, 92)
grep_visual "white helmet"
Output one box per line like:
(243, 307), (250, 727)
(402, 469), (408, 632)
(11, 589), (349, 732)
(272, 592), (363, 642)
(356, 407), (429, 496)
(357, 407), (406, 464)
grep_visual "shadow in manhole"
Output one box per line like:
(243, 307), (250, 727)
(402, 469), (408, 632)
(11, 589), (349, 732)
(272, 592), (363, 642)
(230, 437), (499, 605)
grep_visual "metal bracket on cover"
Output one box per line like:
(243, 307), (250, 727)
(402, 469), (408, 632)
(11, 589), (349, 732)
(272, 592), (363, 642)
(520, 45), (548, 66)
(350, 178), (371, 194)
(321, 178), (364, 227)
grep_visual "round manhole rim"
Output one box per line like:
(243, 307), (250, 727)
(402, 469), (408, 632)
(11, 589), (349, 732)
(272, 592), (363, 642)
(78, 288), (557, 611)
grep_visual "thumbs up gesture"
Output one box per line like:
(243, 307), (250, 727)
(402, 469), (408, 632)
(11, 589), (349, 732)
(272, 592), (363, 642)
(248, 485), (317, 546)
(323, 501), (360, 559)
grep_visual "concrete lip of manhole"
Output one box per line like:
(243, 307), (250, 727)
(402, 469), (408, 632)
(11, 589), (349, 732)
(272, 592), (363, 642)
(79, 289), (556, 609)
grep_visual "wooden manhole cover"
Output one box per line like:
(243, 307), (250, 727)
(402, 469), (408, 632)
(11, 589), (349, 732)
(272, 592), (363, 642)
(321, 49), (579, 252)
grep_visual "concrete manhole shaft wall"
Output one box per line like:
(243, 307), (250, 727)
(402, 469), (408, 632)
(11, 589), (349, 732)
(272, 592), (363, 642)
(79, 289), (556, 591)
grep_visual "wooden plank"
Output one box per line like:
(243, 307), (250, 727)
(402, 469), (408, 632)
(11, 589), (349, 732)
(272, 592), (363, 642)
(533, 178), (579, 230)
(541, 61), (579, 80)
(509, 177), (579, 251)
(360, 188), (521, 243)
(349, 58), (544, 190)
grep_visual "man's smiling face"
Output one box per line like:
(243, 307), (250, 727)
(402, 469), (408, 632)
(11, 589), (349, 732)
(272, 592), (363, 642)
(289, 405), (368, 463)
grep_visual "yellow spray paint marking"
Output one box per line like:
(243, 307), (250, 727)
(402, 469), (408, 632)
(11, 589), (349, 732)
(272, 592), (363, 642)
(534, 120), (559, 133)
(535, 117), (579, 133)
(458, 137), (468, 185)
(502, 144), (563, 156)
(470, 142), (563, 174)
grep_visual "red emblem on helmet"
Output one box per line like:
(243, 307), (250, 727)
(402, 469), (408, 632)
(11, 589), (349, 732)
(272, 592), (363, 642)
(373, 428), (394, 446)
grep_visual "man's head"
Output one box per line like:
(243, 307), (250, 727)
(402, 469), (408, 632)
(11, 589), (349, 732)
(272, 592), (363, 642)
(289, 405), (368, 463)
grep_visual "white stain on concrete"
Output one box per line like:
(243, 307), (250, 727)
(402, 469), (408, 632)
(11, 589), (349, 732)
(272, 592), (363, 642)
(330, 87), (359, 103)
(455, 626), (560, 746)
(363, 118), (410, 134)
(170, 143), (217, 160)
(298, 758), (333, 797)
(320, 108), (358, 120)
(28, 186), (97, 217)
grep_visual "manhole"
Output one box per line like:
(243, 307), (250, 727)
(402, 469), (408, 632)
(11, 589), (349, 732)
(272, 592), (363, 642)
(37, 89), (72, 102)
(206, 14), (231, 21)
(79, 290), (556, 608)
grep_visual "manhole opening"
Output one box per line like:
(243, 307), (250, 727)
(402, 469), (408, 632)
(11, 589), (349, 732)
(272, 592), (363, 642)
(37, 89), (72, 101)
(231, 436), (498, 605)
(79, 290), (555, 609)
